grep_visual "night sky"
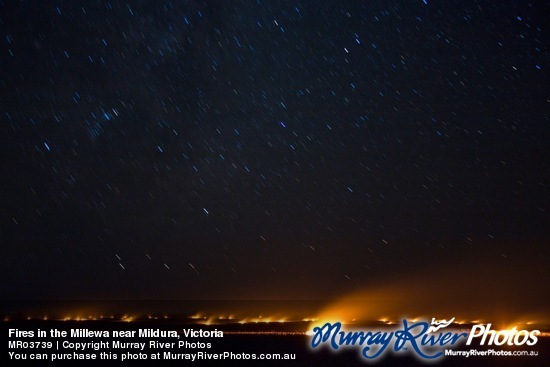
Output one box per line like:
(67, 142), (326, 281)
(1, 0), (548, 311)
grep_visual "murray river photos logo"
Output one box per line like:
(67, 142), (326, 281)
(310, 317), (540, 361)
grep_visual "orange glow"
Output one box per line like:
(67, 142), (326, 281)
(203, 318), (215, 325)
(311, 283), (550, 333)
(302, 318), (318, 322)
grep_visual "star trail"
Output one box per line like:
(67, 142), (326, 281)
(1, 0), (547, 316)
